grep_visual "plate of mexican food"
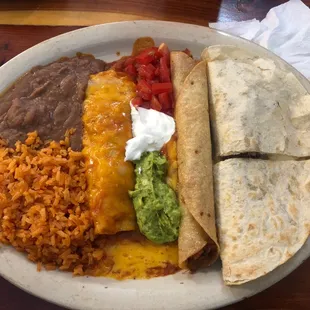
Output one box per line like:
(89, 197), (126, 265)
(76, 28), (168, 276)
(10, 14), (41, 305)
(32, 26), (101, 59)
(0, 21), (310, 310)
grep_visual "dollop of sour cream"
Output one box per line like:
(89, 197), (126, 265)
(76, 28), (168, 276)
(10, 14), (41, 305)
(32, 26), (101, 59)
(125, 104), (175, 161)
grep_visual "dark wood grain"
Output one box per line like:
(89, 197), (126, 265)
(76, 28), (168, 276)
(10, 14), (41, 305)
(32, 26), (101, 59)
(0, 26), (81, 65)
(0, 0), (309, 24)
(1, 1), (310, 309)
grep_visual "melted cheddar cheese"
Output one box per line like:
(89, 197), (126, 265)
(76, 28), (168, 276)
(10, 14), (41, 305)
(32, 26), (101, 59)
(93, 233), (179, 279)
(163, 134), (178, 192)
(83, 70), (136, 234)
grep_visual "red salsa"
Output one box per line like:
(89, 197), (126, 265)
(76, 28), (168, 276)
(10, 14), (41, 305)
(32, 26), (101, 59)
(111, 43), (174, 115)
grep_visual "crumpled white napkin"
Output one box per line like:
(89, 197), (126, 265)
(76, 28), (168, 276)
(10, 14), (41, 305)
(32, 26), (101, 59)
(209, 0), (310, 79)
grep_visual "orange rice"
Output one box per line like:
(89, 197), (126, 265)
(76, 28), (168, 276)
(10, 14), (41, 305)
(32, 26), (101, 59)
(0, 132), (105, 275)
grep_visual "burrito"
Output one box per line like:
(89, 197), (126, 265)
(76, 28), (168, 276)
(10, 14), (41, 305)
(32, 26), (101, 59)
(214, 158), (310, 285)
(171, 52), (220, 269)
(202, 45), (310, 158)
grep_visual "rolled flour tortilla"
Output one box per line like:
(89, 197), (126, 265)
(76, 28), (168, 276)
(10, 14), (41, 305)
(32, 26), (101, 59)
(202, 45), (310, 158)
(171, 52), (219, 269)
(214, 158), (310, 285)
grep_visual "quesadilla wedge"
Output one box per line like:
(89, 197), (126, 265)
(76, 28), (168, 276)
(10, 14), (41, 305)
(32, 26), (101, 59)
(172, 52), (219, 269)
(214, 158), (310, 285)
(202, 45), (310, 158)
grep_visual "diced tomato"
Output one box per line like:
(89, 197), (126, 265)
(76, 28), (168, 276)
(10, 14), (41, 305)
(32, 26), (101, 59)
(151, 82), (173, 95)
(165, 109), (174, 117)
(158, 43), (170, 67)
(163, 54), (170, 68)
(140, 92), (152, 101)
(154, 67), (160, 77)
(131, 96), (143, 107)
(138, 64), (156, 80)
(124, 56), (135, 67)
(116, 43), (177, 115)
(151, 96), (162, 111)
(146, 63), (156, 74)
(124, 64), (137, 77)
(136, 54), (154, 65)
(148, 78), (159, 84)
(137, 80), (152, 101)
(137, 79), (152, 93)
(135, 62), (142, 70)
(136, 47), (158, 65)
(158, 92), (172, 111)
(159, 57), (170, 82)
(140, 101), (151, 109)
(110, 58), (127, 71)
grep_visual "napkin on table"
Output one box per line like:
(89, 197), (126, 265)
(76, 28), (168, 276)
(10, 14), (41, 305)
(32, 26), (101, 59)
(209, 0), (310, 79)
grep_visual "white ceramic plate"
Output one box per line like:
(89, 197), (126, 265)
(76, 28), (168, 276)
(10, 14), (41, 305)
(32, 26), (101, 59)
(0, 21), (309, 310)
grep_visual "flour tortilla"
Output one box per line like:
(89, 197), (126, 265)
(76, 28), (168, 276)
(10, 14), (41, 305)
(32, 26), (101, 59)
(214, 158), (310, 285)
(202, 45), (310, 158)
(172, 53), (219, 269)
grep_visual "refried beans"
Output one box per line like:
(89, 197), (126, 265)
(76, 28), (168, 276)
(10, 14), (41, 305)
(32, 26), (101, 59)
(0, 54), (106, 150)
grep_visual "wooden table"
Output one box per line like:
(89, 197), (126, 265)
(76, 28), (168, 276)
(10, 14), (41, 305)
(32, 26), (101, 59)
(1, 1), (310, 309)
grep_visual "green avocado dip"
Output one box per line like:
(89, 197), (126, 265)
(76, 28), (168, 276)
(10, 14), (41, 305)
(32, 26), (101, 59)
(129, 151), (181, 244)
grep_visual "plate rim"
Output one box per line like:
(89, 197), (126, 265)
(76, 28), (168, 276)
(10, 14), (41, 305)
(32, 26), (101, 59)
(1, 20), (309, 91)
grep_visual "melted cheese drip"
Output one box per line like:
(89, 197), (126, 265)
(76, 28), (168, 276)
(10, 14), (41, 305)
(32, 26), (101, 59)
(82, 70), (137, 235)
(93, 233), (179, 280)
(163, 134), (178, 191)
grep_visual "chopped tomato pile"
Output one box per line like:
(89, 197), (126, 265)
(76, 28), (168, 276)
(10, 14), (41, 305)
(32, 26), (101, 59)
(112, 43), (174, 115)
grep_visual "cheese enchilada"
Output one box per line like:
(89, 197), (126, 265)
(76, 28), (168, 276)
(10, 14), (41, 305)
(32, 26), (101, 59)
(82, 71), (137, 235)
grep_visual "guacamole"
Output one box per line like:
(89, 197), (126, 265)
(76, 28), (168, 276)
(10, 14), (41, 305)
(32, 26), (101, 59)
(130, 151), (181, 244)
